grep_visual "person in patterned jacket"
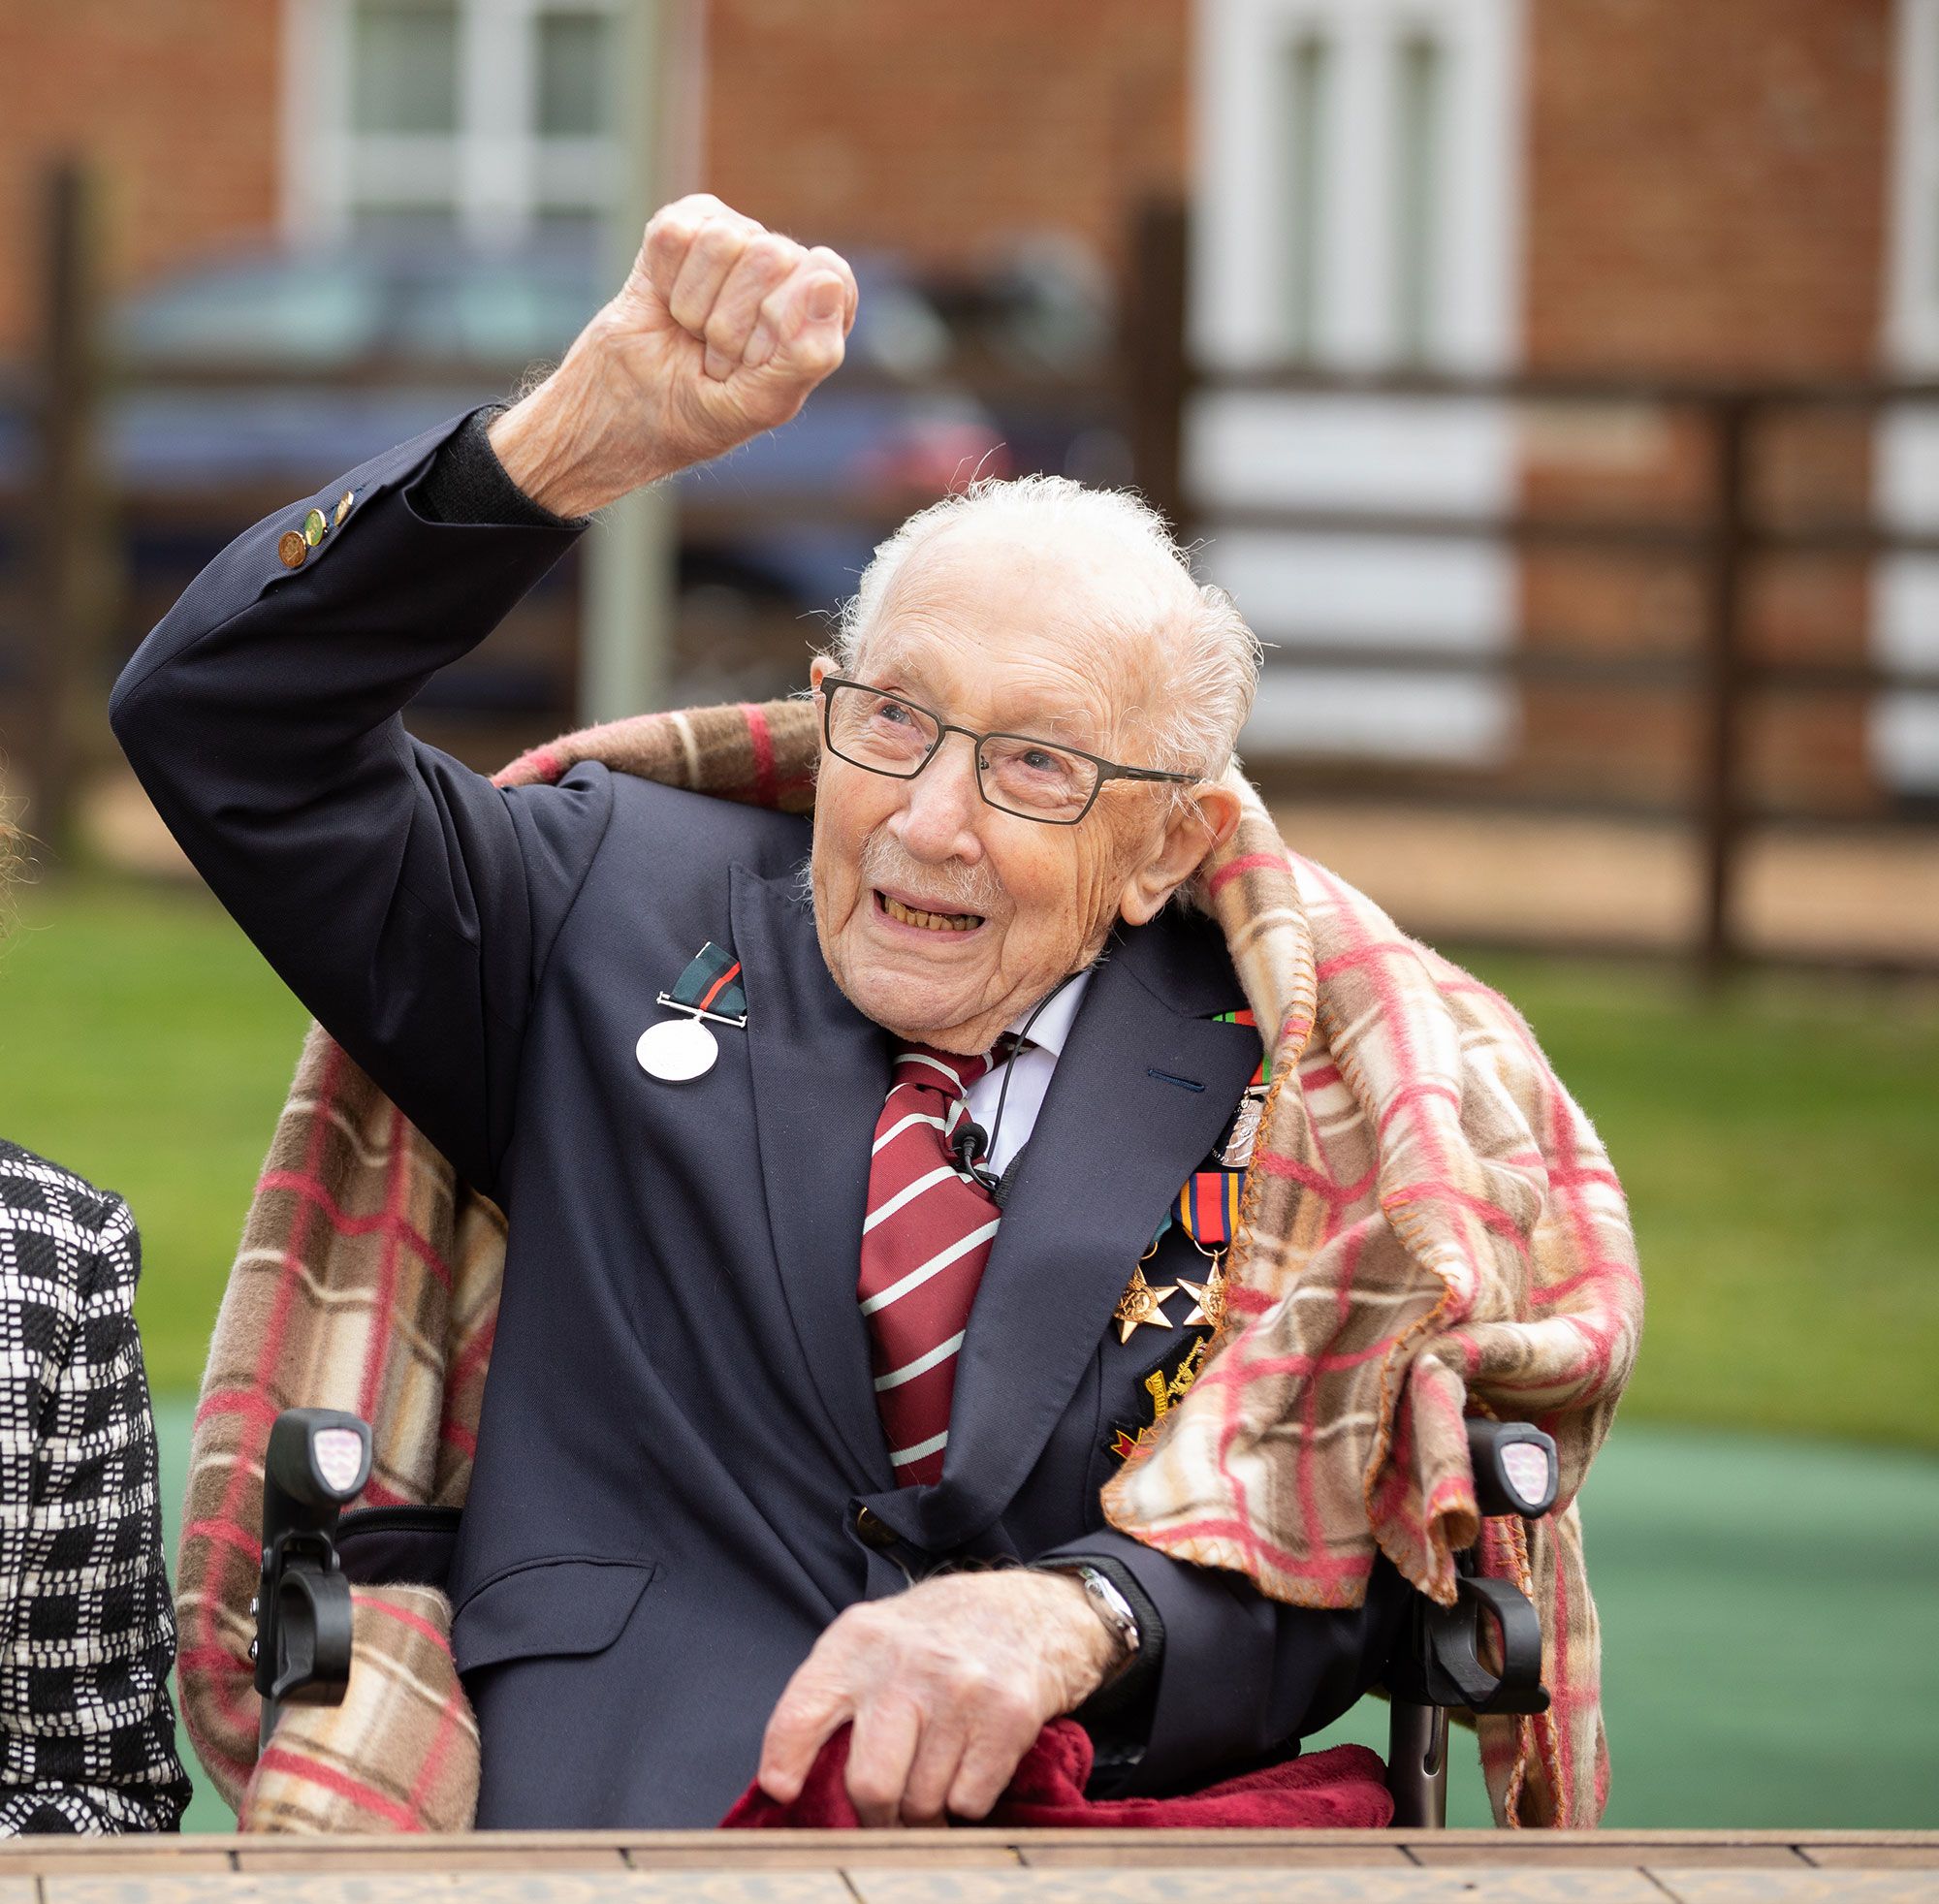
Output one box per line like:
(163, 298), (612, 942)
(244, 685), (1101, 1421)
(0, 830), (191, 1829)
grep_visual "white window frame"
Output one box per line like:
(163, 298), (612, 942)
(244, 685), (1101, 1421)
(1193, 0), (1525, 373)
(1191, 0), (1527, 766)
(1871, 0), (1939, 794)
(280, 0), (619, 245)
(1888, 0), (1939, 367)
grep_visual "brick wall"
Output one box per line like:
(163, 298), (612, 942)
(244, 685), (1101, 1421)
(0, 0), (1901, 811)
(1518, 0), (1893, 811)
(703, 0), (1189, 273)
(0, 0), (280, 356)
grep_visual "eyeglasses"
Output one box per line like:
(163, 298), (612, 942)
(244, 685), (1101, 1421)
(819, 677), (1196, 825)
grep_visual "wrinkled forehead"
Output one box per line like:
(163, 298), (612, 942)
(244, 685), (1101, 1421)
(853, 522), (1182, 746)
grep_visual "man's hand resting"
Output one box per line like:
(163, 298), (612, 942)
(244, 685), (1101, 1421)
(489, 193), (858, 518)
(756, 1570), (1123, 1827)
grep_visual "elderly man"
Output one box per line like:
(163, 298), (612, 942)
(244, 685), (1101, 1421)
(111, 196), (1408, 1828)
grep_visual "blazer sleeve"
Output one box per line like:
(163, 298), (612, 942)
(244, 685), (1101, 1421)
(0, 1194), (191, 1834)
(1037, 1529), (1411, 1793)
(109, 411), (602, 1196)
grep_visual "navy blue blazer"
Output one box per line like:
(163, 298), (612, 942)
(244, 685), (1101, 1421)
(111, 412), (1404, 1827)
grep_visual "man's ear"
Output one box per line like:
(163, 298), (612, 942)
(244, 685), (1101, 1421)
(1118, 782), (1243, 927)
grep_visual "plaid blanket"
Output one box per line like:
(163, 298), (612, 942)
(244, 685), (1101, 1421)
(177, 698), (1640, 1831)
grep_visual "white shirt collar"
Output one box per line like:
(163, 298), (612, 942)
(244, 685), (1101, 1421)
(1005, 966), (1093, 1061)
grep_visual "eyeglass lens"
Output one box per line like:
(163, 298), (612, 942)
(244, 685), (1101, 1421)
(825, 682), (1100, 821)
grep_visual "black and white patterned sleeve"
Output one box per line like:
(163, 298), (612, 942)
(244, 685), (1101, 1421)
(0, 1150), (192, 1833)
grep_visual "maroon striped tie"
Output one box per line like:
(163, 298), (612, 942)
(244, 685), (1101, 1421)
(858, 1042), (1003, 1487)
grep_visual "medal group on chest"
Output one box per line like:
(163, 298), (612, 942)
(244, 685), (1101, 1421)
(638, 946), (1264, 1463)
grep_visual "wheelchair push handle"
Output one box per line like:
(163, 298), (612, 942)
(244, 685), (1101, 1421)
(254, 1410), (373, 1753)
(1467, 1415), (1559, 1520)
(1388, 1411), (1561, 1806)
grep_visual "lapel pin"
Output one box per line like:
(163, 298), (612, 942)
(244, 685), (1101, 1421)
(637, 941), (746, 1084)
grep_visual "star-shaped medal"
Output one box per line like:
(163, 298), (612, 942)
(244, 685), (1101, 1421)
(1177, 1258), (1229, 1332)
(1114, 1264), (1178, 1343)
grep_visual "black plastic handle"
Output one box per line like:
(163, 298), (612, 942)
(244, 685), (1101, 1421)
(1418, 1572), (1552, 1716)
(262, 1409), (373, 1554)
(256, 1409), (374, 1746)
(1467, 1416), (1560, 1520)
(268, 1568), (357, 1706)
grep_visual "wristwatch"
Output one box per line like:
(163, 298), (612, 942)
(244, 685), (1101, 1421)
(1033, 1561), (1141, 1681)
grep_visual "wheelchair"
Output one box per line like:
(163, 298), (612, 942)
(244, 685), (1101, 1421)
(249, 1408), (1558, 1829)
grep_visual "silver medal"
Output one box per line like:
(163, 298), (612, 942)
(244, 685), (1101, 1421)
(636, 1014), (718, 1082)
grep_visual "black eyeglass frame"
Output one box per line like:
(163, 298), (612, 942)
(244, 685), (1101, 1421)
(818, 677), (1198, 826)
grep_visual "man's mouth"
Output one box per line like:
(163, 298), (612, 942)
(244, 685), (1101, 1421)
(876, 890), (985, 934)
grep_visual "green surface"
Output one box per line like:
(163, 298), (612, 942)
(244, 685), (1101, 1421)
(154, 1402), (1939, 1831)
(1304, 1420), (1939, 1827)
(156, 1397), (234, 1835)
(5, 873), (1937, 1826)
(0, 876), (309, 1391)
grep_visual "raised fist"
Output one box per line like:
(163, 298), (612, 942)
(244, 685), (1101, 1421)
(490, 195), (858, 518)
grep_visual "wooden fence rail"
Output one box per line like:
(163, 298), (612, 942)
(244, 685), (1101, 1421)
(1119, 200), (1939, 977)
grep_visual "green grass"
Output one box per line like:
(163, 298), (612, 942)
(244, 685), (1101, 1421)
(3, 874), (1937, 1445)
(1, 875), (309, 1391)
(1463, 953), (1939, 1450)
(9, 873), (1935, 1829)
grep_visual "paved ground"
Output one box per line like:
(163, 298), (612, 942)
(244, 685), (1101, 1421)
(1267, 801), (1939, 967)
(0, 1829), (1936, 1899)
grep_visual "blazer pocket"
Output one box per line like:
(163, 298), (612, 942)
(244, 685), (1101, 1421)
(451, 1556), (660, 1674)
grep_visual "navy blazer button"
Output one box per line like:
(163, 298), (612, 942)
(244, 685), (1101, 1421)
(276, 529), (308, 570)
(854, 1507), (898, 1549)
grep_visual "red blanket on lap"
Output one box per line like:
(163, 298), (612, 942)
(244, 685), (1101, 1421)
(721, 1721), (1393, 1829)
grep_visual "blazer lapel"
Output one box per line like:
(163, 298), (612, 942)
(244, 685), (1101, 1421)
(912, 910), (1261, 1552)
(730, 864), (897, 1493)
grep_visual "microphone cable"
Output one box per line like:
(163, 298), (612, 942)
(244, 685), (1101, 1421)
(959, 968), (1083, 1196)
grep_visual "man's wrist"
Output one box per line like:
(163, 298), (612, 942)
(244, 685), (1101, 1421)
(1030, 1562), (1139, 1685)
(488, 314), (679, 519)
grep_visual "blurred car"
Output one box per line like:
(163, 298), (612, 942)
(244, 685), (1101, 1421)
(0, 233), (1121, 724)
(103, 235), (1122, 608)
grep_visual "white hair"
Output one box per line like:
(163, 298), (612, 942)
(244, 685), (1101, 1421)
(829, 474), (1262, 783)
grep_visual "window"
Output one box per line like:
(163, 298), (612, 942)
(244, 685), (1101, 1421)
(1278, 33), (1331, 357)
(284, 0), (620, 243)
(1192, 0), (1526, 766)
(1873, 0), (1939, 794)
(1200, 0), (1518, 373)
(1392, 32), (1446, 364)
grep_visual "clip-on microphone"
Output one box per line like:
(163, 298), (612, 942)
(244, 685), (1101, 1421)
(952, 1118), (998, 1191)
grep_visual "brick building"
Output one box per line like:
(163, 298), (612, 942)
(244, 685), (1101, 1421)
(0, 0), (1928, 806)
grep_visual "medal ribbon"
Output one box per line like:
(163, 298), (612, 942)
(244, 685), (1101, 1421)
(1146, 1007), (1270, 1253)
(1175, 1169), (1243, 1249)
(667, 941), (747, 1020)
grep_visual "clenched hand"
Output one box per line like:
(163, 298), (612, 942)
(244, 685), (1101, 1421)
(756, 1569), (1123, 1827)
(490, 194), (858, 518)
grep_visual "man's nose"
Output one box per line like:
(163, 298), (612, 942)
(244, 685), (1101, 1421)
(895, 732), (985, 858)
